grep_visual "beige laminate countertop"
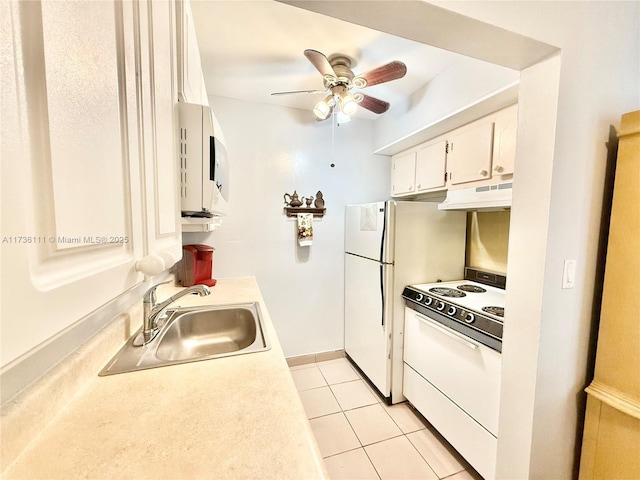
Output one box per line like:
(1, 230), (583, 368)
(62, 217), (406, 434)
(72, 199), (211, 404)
(2, 277), (327, 480)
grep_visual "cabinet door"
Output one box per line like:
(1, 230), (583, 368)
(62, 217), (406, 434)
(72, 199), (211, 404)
(447, 120), (494, 185)
(1, 0), (144, 366)
(415, 139), (447, 192)
(138, 0), (182, 267)
(492, 104), (518, 176)
(176, 0), (205, 104)
(391, 151), (416, 196)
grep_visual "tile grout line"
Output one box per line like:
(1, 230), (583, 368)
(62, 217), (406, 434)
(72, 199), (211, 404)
(296, 361), (472, 480)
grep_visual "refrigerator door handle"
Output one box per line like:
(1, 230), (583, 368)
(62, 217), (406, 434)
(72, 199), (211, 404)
(380, 264), (385, 327)
(379, 203), (387, 263)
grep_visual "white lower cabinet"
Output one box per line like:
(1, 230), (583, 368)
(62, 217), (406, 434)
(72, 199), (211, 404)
(403, 307), (501, 479)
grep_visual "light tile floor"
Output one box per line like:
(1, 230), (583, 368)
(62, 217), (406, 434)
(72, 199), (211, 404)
(290, 358), (484, 480)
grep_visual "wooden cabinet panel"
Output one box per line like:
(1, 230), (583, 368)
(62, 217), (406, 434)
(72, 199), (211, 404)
(580, 110), (640, 480)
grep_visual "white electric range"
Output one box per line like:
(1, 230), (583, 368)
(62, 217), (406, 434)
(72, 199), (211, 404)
(401, 268), (506, 479)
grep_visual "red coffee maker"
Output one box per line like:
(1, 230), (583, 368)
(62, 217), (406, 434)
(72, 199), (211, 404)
(177, 244), (217, 287)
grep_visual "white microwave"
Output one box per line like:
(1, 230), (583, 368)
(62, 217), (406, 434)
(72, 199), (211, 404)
(178, 102), (228, 217)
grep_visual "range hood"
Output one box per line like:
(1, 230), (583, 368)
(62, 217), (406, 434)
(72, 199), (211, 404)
(438, 183), (512, 211)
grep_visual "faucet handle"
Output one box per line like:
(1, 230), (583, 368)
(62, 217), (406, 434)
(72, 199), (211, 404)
(144, 279), (172, 305)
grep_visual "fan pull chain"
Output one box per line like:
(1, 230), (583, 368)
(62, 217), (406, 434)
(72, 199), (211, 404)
(330, 112), (336, 168)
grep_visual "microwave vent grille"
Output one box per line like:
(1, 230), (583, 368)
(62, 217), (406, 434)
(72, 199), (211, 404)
(180, 126), (187, 199)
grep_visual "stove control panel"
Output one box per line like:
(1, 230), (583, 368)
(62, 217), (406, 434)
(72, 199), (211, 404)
(405, 292), (478, 324)
(401, 286), (503, 349)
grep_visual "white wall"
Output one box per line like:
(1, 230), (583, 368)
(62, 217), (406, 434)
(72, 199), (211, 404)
(373, 57), (519, 151)
(183, 96), (390, 357)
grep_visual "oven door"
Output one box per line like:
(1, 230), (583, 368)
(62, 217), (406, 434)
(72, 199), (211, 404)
(403, 306), (502, 435)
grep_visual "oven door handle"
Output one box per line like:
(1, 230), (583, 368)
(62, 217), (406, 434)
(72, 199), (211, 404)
(414, 312), (479, 350)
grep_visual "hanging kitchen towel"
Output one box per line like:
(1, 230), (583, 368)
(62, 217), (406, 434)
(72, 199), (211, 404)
(297, 213), (313, 246)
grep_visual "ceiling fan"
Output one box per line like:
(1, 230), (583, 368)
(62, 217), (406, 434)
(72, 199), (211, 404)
(271, 49), (407, 121)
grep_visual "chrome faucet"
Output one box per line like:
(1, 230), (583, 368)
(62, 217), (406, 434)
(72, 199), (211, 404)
(140, 282), (211, 345)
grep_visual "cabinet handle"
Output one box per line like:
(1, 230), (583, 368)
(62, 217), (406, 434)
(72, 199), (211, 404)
(407, 185), (412, 190)
(414, 312), (478, 349)
(493, 165), (504, 173)
(479, 169), (489, 177)
(416, 183), (421, 189)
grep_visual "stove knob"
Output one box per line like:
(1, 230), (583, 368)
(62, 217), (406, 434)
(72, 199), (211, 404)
(464, 312), (475, 324)
(424, 297), (433, 306)
(447, 306), (457, 316)
(436, 302), (446, 311)
(416, 293), (424, 302)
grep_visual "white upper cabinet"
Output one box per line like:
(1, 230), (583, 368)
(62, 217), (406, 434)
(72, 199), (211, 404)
(138, 0), (182, 268)
(391, 151), (417, 196)
(415, 138), (447, 193)
(446, 118), (495, 186)
(491, 104), (518, 176)
(1, 0), (181, 367)
(176, 0), (208, 105)
(389, 105), (518, 197)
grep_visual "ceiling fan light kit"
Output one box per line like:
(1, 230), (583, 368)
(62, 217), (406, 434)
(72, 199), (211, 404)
(272, 49), (407, 121)
(313, 95), (334, 120)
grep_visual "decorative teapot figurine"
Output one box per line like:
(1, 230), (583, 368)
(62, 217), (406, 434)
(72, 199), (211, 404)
(284, 191), (302, 207)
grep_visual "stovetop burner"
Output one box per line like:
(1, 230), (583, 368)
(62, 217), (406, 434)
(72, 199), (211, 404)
(428, 287), (466, 298)
(482, 306), (504, 318)
(457, 284), (486, 293)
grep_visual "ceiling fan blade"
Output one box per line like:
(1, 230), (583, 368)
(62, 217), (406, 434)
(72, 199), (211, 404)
(357, 94), (390, 114)
(304, 49), (337, 78)
(354, 61), (407, 88)
(270, 90), (326, 96)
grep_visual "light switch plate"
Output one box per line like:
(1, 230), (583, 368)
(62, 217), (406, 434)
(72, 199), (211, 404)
(562, 260), (576, 289)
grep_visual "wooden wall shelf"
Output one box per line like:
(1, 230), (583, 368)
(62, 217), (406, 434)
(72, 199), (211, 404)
(284, 207), (326, 218)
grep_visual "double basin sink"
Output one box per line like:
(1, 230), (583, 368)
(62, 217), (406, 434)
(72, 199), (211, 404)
(100, 302), (270, 376)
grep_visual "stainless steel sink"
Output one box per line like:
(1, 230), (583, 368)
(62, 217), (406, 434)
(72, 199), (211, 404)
(99, 302), (270, 376)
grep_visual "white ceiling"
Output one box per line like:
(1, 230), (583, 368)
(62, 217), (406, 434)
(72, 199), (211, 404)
(190, 0), (466, 120)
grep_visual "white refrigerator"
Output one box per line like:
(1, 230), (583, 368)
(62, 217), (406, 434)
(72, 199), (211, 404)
(344, 200), (466, 403)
